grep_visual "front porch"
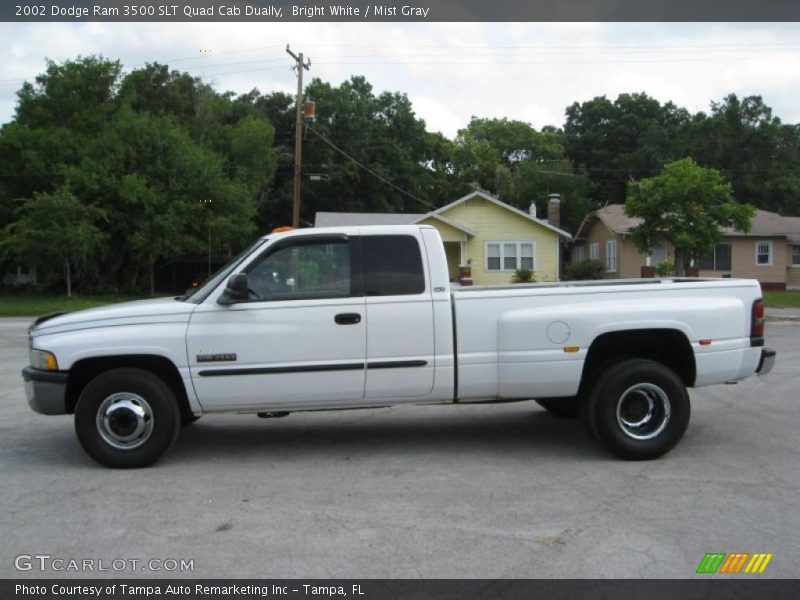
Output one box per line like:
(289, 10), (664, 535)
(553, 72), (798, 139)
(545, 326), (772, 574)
(443, 240), (468, 282)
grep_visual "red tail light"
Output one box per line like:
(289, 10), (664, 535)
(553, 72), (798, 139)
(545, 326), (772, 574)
(751, 299), (765, 346)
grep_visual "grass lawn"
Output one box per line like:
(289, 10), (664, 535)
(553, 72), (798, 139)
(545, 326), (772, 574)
(763, 291), (800, 308)
(0, 293), (143, 317)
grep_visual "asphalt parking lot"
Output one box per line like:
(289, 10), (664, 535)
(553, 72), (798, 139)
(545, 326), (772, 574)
(0, 318), (798, 579)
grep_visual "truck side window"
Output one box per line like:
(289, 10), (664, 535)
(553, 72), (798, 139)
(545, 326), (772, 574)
(362, 235), (425, 296)
(246, 240), (351, 301)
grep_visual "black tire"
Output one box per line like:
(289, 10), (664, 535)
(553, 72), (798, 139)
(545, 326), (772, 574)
(535, 397), (579, 418)
(74, 368), (180, 468)
(584, 358), (690, 460)
(578, 356), (634, 443)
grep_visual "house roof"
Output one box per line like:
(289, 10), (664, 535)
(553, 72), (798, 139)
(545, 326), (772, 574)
(576, 204), (800, 242)
(415, 212), (478, 236)
(432, 190), (571, 239)
(732, 211), (800, 242)
(315, 211), (476, 235)
(314, 190), (571, 240)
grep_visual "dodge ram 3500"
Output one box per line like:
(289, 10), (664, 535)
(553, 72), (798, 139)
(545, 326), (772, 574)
(22, 225), (776, 467)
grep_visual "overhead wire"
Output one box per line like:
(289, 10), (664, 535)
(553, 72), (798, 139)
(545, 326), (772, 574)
(305, 122), (435, 210)
(2, 38), (800, 87)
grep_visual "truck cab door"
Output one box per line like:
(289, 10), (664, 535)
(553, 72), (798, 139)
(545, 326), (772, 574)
(186, 235), (367, 411)
(361, 233), (435, 400)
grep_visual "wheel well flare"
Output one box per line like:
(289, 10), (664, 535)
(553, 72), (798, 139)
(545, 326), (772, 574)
(66, 355), (191, 420)
(582, 329), (696, 388)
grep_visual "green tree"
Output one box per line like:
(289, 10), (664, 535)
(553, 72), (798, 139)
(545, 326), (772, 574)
(260, 76), (465, 227)
(16, 55), (122, 132)
(452, 118), (596, 233)
(564, 93), (690, 204)
(453, 117), (563, 195)
(0, 188), (105, 295)
(683, 94), (800, 215)
(87, 109), (258, 293)
(1, 56), (275, 294)
(117, 62), (202, 126)
(625, 158), (755, 276)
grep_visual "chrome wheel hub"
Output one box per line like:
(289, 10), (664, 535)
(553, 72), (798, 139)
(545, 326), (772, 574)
(616, 383), (671, 441)
(96, 393), (154, 450)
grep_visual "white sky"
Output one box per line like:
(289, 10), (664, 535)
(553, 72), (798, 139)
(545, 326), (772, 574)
(1, 22), (799, 138)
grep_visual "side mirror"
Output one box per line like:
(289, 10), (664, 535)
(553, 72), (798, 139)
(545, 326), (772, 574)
(218, 273), (249, 305)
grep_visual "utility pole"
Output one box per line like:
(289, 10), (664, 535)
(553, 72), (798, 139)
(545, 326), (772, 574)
(286, 45), (310, 228)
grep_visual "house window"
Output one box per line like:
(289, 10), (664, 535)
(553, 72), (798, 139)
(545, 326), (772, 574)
(487, 244), (501, 271)
(792, 245), (800, 266)
(648, 243), (667, 265)
(589, 242), (599, 260)
(503, 243), (517, 270)
(756, 241), (773, 266)
(485, 241), (536, 272)
(520, 243), (534, 270)
(606, 240), (617, 273)
(698, 243), (732, 271)
(572, 246), (584, 263)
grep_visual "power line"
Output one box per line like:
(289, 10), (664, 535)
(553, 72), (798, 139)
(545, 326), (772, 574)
(303, 41), (800, 50)
(305, 123), (434, 210)
(2, 38), (800, 87)
(159, 44), (286, 64)
(311, 55), (800, 67)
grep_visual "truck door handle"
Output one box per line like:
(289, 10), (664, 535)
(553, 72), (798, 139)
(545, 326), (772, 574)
(335, 313), (361, 325)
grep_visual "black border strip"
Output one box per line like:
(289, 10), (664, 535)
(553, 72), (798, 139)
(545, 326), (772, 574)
(198, 360), (428, 377)
(4, 1), (800, 22)
(367, 360), (428, 369)
(198, 363), (365, 377)
(4, 579), (799, 599)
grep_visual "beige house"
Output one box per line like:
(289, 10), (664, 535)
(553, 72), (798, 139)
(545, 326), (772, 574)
(315, 191), (571, 285)
(573, 204), (800, 290)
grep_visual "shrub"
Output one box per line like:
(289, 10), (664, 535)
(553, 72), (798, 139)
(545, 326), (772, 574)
(564, 259), (606, 281)
(655, 260), (675, 277)
(511, 268), (536, 284)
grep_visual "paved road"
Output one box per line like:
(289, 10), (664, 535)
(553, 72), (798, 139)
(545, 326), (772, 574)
(0, 318), (798, 579)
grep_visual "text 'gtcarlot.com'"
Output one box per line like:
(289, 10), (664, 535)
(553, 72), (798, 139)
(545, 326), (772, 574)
(14, 554), (194, 572)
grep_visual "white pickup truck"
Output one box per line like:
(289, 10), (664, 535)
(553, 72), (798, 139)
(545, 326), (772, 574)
(22, 225), (775, 467)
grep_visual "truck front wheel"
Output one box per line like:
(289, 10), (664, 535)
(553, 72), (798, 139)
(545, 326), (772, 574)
(74, 368), (180, 468)
(584, 358), (690, 460)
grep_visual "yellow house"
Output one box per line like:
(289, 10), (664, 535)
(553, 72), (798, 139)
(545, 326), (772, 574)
(315, 191), (572, 285)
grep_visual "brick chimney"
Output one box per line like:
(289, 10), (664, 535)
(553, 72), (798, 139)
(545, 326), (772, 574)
(547, 193), (561, 229)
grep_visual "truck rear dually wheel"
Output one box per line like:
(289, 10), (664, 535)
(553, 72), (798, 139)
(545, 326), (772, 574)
(584, 358), (690, 460)
(74, 368), (180, 468)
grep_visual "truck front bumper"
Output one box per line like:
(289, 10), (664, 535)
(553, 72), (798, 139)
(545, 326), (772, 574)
(756, 348), (776, 376)
(22, 366), (68, 415)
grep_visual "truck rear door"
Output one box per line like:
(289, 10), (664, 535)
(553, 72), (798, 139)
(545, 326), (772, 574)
(361, 233), (435, 399)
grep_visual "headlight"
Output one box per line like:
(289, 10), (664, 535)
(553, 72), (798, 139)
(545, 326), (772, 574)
(30, 348), (59, 371)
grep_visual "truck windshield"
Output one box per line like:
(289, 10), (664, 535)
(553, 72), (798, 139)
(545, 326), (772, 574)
(179, 238), (268, 304)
